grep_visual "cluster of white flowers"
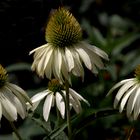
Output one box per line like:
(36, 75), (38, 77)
(29, 7), (109, 121)
(2, 6), (139, 126)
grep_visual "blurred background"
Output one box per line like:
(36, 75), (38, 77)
(0, 0), (140, 139)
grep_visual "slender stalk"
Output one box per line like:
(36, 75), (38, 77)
(125, 126), (134, 140)
(55, 107), (61, 128)
(65, 79), (72, 140)
(9, 121), (23, 140)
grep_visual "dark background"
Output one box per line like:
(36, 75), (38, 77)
(0, 0), (140, 139)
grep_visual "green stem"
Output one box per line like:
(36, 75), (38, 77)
(9, 121), (23, 140)
(65, 79), (72, 140)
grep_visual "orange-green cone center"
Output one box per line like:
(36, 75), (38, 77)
(48, 79), (64, 93)
(0, 64), (8, 87)
(134, 65), (140, 81)
(45, 7), (82, 48)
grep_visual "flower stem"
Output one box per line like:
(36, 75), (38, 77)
(9, 121), (23, 140)
(65, 79), (72, 140)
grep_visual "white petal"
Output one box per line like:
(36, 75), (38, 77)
(56, 92), (65, 119)
(81, 44), (105, 69)
(62, 54), (70, 83)
(76, 47), (92, 70)
(53, 48), (63, 82)
(119, 85), (136, 113)
(107, 78), (134, 96)
(69, 88), (89, 105)
(29, 44), (48, 55)
(126, 85), (140, 116)
(133, 92), (140, 120)
(114, 80), (136, 108)
(37, 46), (52, 77)
(3, 87), (26, 119)
(71, 49), (84, 79)
(6, 83), (30, 103)
(69, 95), (82, 113)
(31, 90), (50, 103)
(43, 93), (53, 122)
(65, 47), (74, 71)
(44, 50), (53, 79)
(0, 93), (17, 121)
(82, 41), (109, 60)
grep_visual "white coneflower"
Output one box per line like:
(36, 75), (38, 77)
(30, 7), (109, 84)
(107, 65), (140, 120)
(0, 64), (31, 122)
(29, 79), (89, 122)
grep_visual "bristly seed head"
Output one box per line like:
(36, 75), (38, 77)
(134, 65), (140, 81)
(45, 7), (82, 48)
(48, 79), (64, 93)
(0, 64), (8, 87)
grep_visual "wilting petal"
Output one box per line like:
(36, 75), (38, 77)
(31, 90), (50, 103)
(69, 88), (89, 105)
(133, 92), (140, 120)
(119, 85), (136, 112)
(75, 46), (92, 70)
(43, 93), (53, 121)
(107, 78), (134, 96)
(29, 44), (47, 55)
(3, 87), (26, 119)
(114, 80), (136, 108)
(126, 85), (140, 116)
(65, 47), (74, 71)
(0, 94), (17, 121)
(56, 92), (65, 119)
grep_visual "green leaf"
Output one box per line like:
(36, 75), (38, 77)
(81, 19), (106, 48)
(111, 33), (140, 56)
(6, 62), (31, 72)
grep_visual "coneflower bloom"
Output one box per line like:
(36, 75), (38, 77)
(29, 79), (89, 122)
(30, 7), (109, 84)
(107, 65), (140, 120)
(0, 65), (31, 122)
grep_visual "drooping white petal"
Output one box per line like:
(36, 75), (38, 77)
(107, 78), (134, 96)
(3, 87), (26, 119)
(133, 91), (140, 120)
(44, 50), (53, 80)
(82, 41), (109, 60)
(119, 85), (136, 113)
(126, 85), (140, 116)
(65, 47), (74, 71)
(31, 90), (50, 103)
(43, 93), (53, 122)
(69, 94), (82, 113)
(81, 44), (104, 70)
(0, 93), (17, 121)
(69, 88), (89, 106)
(42, 45), (54, 71)
(75, 46), (92, 70)
(71, 49), (84, 79)
(56, 92), (65, 119)
(53, 48), (63, 82)
(6, 83), (31, 104)
(114, 80), (136, 108)
(29, 44), (48, 55)
(37, 45), (53, 77)
(61, 53), (71, 84)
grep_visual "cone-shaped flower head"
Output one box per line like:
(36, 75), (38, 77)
(0, 64), (31, 122)
(30, 7), (109, 84)
(45, 7), (82, 48)
(28, 79), (89, 122)
(107, 65), (140, 120)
